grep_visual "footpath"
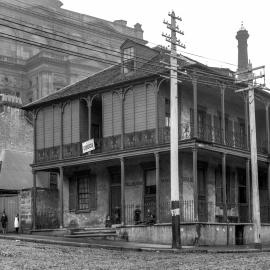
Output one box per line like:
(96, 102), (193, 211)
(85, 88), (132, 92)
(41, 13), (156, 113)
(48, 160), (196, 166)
(0, 233), (270, 254)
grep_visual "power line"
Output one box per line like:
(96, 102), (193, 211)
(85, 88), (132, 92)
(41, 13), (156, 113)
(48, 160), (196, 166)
(0, 31), (243, 93)
(0, 1), (238, 69)
(1, 0), (143, 46)
(0, 17), (166, 71)
(0, 33), (170, 81)
(0, 21), (239, 85)
(0, 11), (245, 89)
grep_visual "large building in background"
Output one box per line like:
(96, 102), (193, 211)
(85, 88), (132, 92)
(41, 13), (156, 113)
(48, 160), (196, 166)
(0, 0), (144, 104)
(0, 0), (144, 153)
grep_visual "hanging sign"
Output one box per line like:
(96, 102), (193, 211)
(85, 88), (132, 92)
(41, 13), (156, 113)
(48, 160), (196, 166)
(82, 139), (95, 153)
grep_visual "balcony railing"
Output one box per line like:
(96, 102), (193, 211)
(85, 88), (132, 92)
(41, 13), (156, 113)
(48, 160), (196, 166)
(124, 129), (155, 149)
(35, 121), (268, 163)
(36, 146), (60, 162)
(124, 201), (270, 225)
(125, 200), (270, 225)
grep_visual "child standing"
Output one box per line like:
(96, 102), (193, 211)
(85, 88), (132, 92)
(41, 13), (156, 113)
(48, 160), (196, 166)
(14, 214), (19, 234)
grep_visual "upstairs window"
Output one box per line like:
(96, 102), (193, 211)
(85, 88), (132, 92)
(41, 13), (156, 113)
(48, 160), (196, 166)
(165, 98), (170, 127)
(49, 172), (58, 190)
(123, 47), (135, 74)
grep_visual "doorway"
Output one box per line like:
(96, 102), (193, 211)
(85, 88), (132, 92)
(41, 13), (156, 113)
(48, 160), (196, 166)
(109, 167), (121, 224)
(144, 168), (156, 223)
(198, 162), (207, 222)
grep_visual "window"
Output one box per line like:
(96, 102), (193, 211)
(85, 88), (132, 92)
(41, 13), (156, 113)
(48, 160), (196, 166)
(165, 98), (170, 127)
(215, 165), (236, 205)
(49, 172), (58, 190)
(91, 124), (100, 139)
(237, 168), (246, 203)
(123, 47), (135, 73)
(69, 173), (97, 212)
(215, 166), (223, 204)
(78, 176), (90, 210)
(145, 169), (156, 195)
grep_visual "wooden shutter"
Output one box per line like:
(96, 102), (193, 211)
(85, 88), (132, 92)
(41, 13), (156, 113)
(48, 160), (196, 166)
(226, 119), (233, 146)
(190, 108), (194, 137)
(36, 110), (44, 150)
(146, 84), (155, 129)
(214, 115), (221, 143)
(44, 107), (53, 148)
(206, 113), (212, 141)
(215, 165), (223, 204)
(124, 90), (134, 133)
(69, 177), (77, 211)
(190, 108), (194, 125)
(71, 100), (80, 143)
(89, 175), (97, 210)
(63, 103), (71, 145)
(53, 105), (61, 146)
(103, 92), (113, 137)
(112, 92), (121, 135)
(134, 86), (146, 131)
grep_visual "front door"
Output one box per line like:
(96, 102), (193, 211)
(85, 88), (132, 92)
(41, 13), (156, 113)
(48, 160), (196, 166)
(198, 163), (207, 222)
(110, 168), (121, 224)
(144, 169), (156, 223)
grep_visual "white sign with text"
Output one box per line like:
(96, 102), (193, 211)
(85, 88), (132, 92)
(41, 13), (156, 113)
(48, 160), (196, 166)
(82, 139), (95, 153)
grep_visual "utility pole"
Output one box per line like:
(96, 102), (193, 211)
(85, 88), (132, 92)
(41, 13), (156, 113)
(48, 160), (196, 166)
(162, 11), (185, 249)
(235, 65), (265, 248)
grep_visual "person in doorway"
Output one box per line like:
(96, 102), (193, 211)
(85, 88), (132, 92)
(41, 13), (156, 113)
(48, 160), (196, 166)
(145, 208), (155, 225)
(134, 205), (142, 225)
(14, 214), (19, 234)
(1, 211), (8, 234)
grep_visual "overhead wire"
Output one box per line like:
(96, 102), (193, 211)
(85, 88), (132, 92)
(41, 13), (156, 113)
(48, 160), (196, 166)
(0, 31), (244, 93)
(0, 17), (167, 71)
(1, 0), (238, 69)
(1, 0), (142, 47)
(0, 3), (248, 91)
(0, 19), (240, 85)
(0, 14), (238, 81)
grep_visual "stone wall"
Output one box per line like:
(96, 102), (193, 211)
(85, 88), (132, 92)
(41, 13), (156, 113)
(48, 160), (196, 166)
(36, 188), (59, 229)
(0, 107), (33, 153)
(19, 188), (59, 232)
(19, 189), (32, 233)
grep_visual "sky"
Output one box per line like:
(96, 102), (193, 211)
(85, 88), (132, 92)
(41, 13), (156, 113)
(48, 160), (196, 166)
(62, 0), (269, 86)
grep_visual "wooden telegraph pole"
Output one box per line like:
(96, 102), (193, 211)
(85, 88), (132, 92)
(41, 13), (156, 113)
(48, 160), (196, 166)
(162, 11), (185, 249)
(236, 65), (265, 248)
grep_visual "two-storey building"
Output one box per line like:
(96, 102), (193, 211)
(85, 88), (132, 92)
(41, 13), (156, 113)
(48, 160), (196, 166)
(23, 33), (270, 245)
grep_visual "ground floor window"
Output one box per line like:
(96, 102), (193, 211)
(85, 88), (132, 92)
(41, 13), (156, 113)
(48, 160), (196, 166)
(215, 165), (236, 205)
(49, 172), (58, 190)
(69, 172), (97, 212)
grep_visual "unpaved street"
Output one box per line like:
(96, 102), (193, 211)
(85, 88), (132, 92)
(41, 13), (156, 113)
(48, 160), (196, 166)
(0, 239), (270, 270)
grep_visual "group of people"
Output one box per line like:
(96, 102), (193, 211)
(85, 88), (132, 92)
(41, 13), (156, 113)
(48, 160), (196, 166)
(0, 211), (19, 234)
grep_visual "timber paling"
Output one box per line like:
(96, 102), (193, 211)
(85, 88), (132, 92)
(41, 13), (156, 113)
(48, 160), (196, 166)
(64, 228), (118, 239)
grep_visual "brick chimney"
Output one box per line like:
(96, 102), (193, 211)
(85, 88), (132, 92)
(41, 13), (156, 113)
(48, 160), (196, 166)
(236, 23), (249, 72)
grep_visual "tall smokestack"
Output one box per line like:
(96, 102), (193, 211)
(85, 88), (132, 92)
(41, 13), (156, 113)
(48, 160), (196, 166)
(236, 23), (249, 72)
